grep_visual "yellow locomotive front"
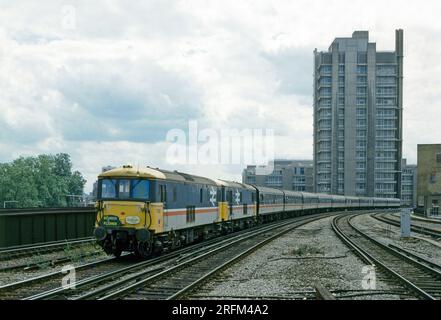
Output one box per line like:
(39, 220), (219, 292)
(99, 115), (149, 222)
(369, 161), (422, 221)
(94, 166), (164, 258)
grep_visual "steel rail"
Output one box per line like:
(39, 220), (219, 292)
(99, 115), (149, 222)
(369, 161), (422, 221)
(99, 214), (332, 300)
(0, 237), (96, 261)
(332, 213), (440, 300)
(372, 213), (441, 238)
(23, 214), (323, 300)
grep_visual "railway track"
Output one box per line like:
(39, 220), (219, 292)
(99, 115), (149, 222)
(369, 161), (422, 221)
(372, 213), (441, 238)
(0, 212), (326, 300)
(0, 249), (104, 273)
(411, 214), (441, 225)
(332, 213), (441, 300)
(0, 237), (96, 262)
(0, 254), (134, 300)
(93, 213), (333, 300)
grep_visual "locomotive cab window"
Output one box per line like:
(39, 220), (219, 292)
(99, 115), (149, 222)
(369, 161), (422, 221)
(101, 179), (116, 198)
(98, 179), (150, 200)
(132, 180), (149, 199)
(118, 180), (130, 199)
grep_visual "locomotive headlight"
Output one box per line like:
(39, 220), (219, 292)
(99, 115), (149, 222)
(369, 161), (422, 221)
(125, 216), (141, 225)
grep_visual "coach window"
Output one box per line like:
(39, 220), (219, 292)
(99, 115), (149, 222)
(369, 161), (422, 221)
(200, 188), (203, 203)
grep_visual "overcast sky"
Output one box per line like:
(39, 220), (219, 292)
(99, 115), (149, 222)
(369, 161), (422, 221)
(1, 1), (440, 192)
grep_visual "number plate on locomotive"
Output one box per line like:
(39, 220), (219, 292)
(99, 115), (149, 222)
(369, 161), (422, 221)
(102, 215), (121, 227)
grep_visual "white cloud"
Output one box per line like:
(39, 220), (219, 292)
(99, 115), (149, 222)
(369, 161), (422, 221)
(1, 1), (440, 191)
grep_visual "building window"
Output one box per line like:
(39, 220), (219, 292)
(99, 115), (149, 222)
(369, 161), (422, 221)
(357, 65), (367, 74)
(357, 162), (366, 170)
(320, 65), (332, 74)
(338, 53), (345, 64)
(357, 87), (367, 95)
(377, 65), (396, 76)
(357, 52), (367, 64)
(436, 153), (441, 163)
(338, 65), (345, 74)
(357, 76), (367, 85)
(356, 119), (367, 127)
(338, 87), (345, 95)
(356, 98), (366, 106)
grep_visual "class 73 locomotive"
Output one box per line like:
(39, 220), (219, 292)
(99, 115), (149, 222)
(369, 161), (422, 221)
(94, 165), (400, 258)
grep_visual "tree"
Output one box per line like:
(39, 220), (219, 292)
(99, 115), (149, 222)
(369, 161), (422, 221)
(0, 153), (86, 208)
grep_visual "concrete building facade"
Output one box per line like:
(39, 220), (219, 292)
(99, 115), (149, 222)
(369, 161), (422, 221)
(417, 144), (441, 216)
(401, 159), (417, 207)
(313, 30), (403, 198)
(242, 160), (313, 192)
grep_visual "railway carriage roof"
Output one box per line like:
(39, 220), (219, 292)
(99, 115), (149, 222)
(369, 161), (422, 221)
(255, 186), (285, 195)
(216, 179), (255, 190)
(318, 193), (334, 199)
(283, 190), (304, 197)
(301, 192), (319, 198)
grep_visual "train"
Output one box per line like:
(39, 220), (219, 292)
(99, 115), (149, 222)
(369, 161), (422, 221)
(93, 165), (400, 258)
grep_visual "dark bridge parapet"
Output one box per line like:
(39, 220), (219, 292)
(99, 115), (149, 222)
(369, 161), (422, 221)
(0, 207), (96, 248)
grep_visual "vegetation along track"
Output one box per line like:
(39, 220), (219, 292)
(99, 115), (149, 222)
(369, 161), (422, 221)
(0, 237), (96, 262)
(332, 213), (441, 300)
(94, 213), (334, 300)
(372, 212), (441, 238)
(0, 249), (103, 273)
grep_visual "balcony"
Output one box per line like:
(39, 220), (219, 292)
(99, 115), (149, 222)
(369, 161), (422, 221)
(317, 82), (332, 90)
(376, 126), (397, 130)
(318, 94), (332, 100)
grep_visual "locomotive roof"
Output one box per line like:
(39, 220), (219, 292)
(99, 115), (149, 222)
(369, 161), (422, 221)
(99, 165), (218, 185)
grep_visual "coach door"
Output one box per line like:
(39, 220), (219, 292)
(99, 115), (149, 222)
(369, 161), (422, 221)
(160, 184), (167, 229)
(227, 189), (233, 218)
